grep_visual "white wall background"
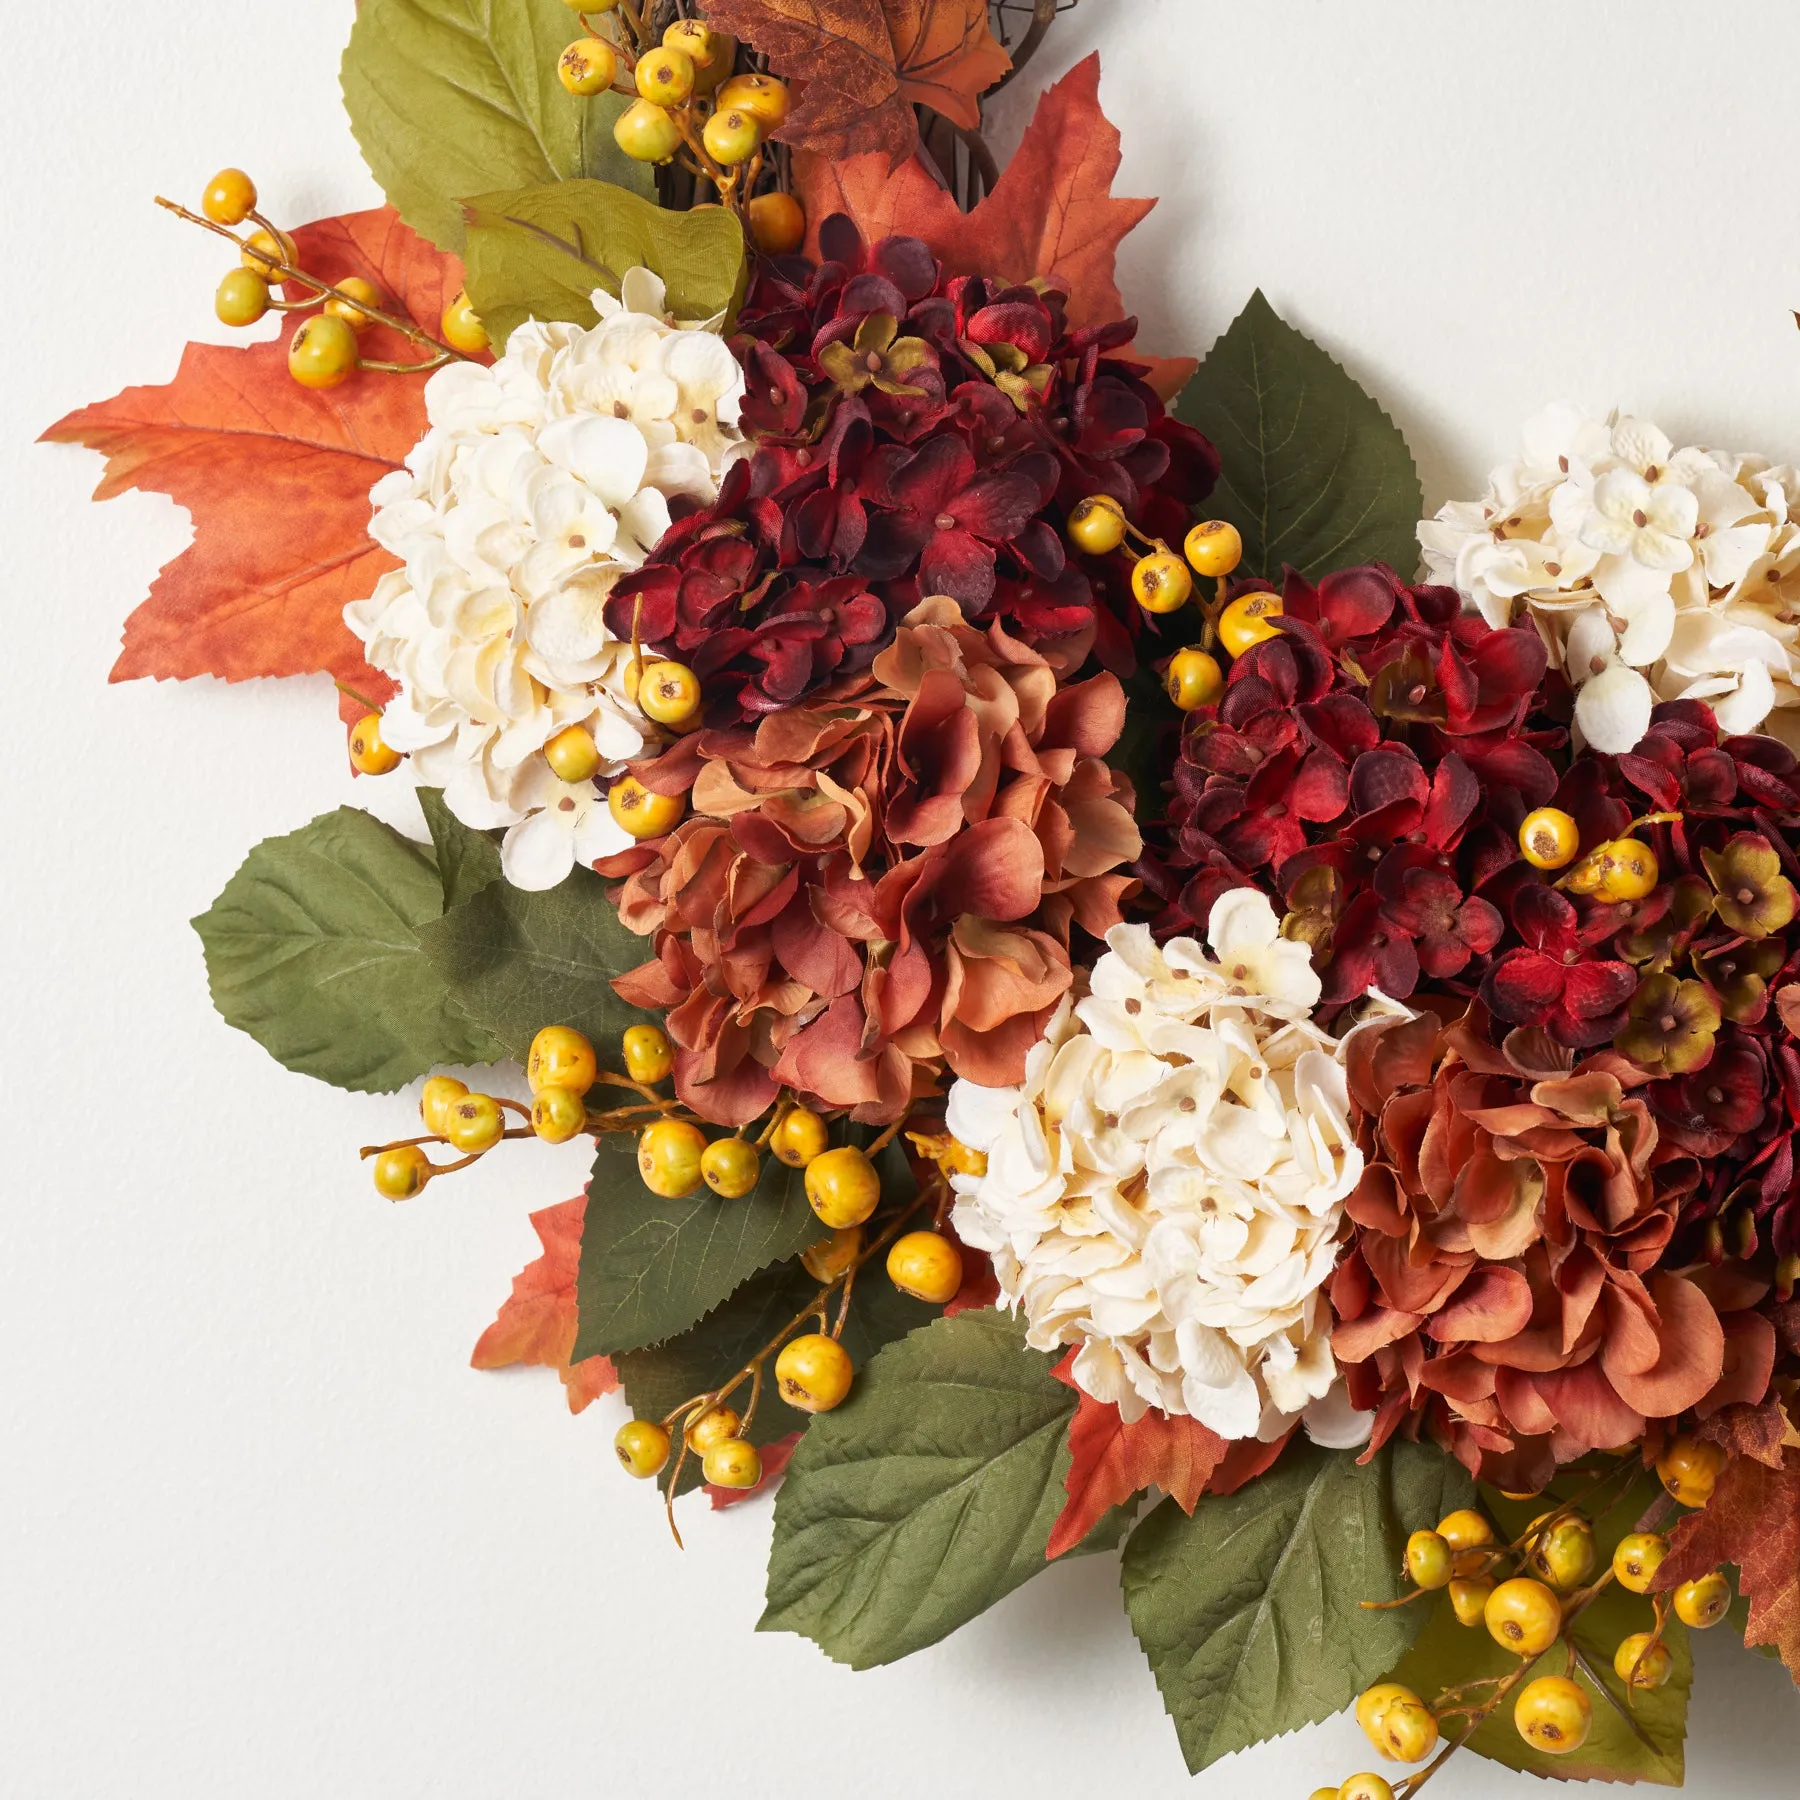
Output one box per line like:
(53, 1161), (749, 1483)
(6, 2), (1800, 1794)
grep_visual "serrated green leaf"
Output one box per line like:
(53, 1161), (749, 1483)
(1392, 1474), (1690, 1785)
(463, 179), (747, 349)
(1176, 290), (1423, 582)
(415, 863), (658, 1062)
(1121, 1437), (1472, 1774)
(341, 0), (651, 254)
(193, 808), (503, 1093)
(573, 1136), (826, 1360)
(417, 788), (501, 911)
(759, 1309), (1080, 1668)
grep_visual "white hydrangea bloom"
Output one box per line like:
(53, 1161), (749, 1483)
(947, 892), (1390, 1446)
(346, 269), (745, 889)
(1418, 405), (1800, 754)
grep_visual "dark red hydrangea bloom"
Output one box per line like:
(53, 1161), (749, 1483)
(604, 221), (1218, 724)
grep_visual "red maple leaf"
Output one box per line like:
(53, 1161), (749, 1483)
(1045, 1352), (1228, 1558)
(43, 207), (459, 696)
(793, 54), (1195, 399)
(1658, 1446), (1800, 1679)
(471, 1196), (618, 1415)
(708, 1432), (802, 1509)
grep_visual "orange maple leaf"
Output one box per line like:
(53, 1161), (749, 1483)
(471, 1195), (618, 1415)
(1658, 1446), (1800, 1679)
(43, 207), (459, 694)
(793, 55), (1194, 398)
(704, 0), (1009, 167)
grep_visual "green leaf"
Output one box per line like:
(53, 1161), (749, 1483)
(573, 1136), (827, 1360)
(463, 179), (748, 349)
(1176, 290), (1423, 582)
(417, 788), (501, 911)
(759, 1309), (1080, 1668)
(1121, 1437), (1472, 1774)
(341, 0), (651, 254)
(416, 862), (659, 1062)
(193, 808), (504, 1093)
(1392, 1475), (1690, 1785)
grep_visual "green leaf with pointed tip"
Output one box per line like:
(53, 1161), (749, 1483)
(573, 1136), (828, 1360)
(341, 0), (650, 255)
(1175, 289), (1423, 582)
(759, 1309), (1082, 1668)
(1121, 1437), (1472, 1774)
(192, 807), (504, 1093)
(462, 179), (747, 348)
(417, 788), (501, 911)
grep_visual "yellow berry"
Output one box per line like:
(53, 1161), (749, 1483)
(528, 1024), (598, 1096)
(1165, 648), (1224, 712)
(637, 659), (702, 727)
(1406, 1529), (1453, 1591)
(748, 190), (806, 256)
(702, 1436), (762, 1489)
(420, 1075), (469, 1137)
(1598, 837), (1659, 902)
(1448, 1577), (1493, 1627)
(1485, 1577), (1563, 1656)
(1612, 1532), (1669, 1595)
(214, 267), (270, 327)
(1337, 1777), (1395, 1800)
(372, 1143), (431, 1200)
(561, 0), (613, 8)
(885, 1231), (963, 1304)
(804, 1145), (882, 1229)
(1614, 1632), (1673, 1690)
(775, 1332), (854, 1413)
(665, 21), (732, 91)
(531, 1085), (587, 1145)
(202, 167), (257, 226)
(613, 1420), (670, 1479)
(541, 723), (601, 784)
(1067, 493), (1127, 555)
(638, 1118), (707, 1198)
(1657, 1435), (1726, 1508)
(557, 36), (618, 96)
(1217, 589), (1284, 655)
(1514, 1675), (1591, 1756)
(1356, 1683), (1437, 1764)
(1673, 1571), (1731, 1629)
(703, 106), (762, 167)
(444, 1092), (505, 1153)
(1437, 1507), (1496, 1576)
(636, 45), (695, 105)
(1132, 551), (1193, 614)
(622, 1023), (674, 1085)
(718, 73), (790, 129)
(324, 275), (383, 332)
(241, 225), (297, 279)
(802, 1226), (863, 1282)
(1526, 1514), (1596, 1592)
(441, 289), (490, 356)
(1519, 806), (1580, 870)
(613, 97), (685, 164)
(701, 1135), (760, 1199)
(683, 1405), (740, 1454)
(1184, 519), (1243, 579)
(288, 313), (360, 390)
(608, 776), (686, 839)
(772, 1107), (830, 1168)
(1310, 1790), (1341, 1800)
(347, 710), (401, 774)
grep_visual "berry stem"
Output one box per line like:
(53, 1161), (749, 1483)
(331, 678), (388, 716)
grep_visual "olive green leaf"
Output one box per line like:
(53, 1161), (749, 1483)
(417, 788), (501, 911)
(1176, 290), (1423, 582)
(193, 807), (504, 1093)
(573, 1136), (828, 1360)
(462, 179), (747, 348)
(341, 0), (651, 254)
(1121, 1437), (1472, 1774)
(759, 1309), (1082, 1668)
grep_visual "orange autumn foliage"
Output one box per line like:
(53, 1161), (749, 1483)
(471, 1196), (618, 1415)
(44, 207), (460, 698)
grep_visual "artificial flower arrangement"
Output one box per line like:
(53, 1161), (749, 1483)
(46, 2), (1800, 1793)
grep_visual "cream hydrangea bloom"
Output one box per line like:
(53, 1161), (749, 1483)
(345, 268), (745, 889)
(946, 891), (1389, 1446)
(1419, 405), (1800, 755)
